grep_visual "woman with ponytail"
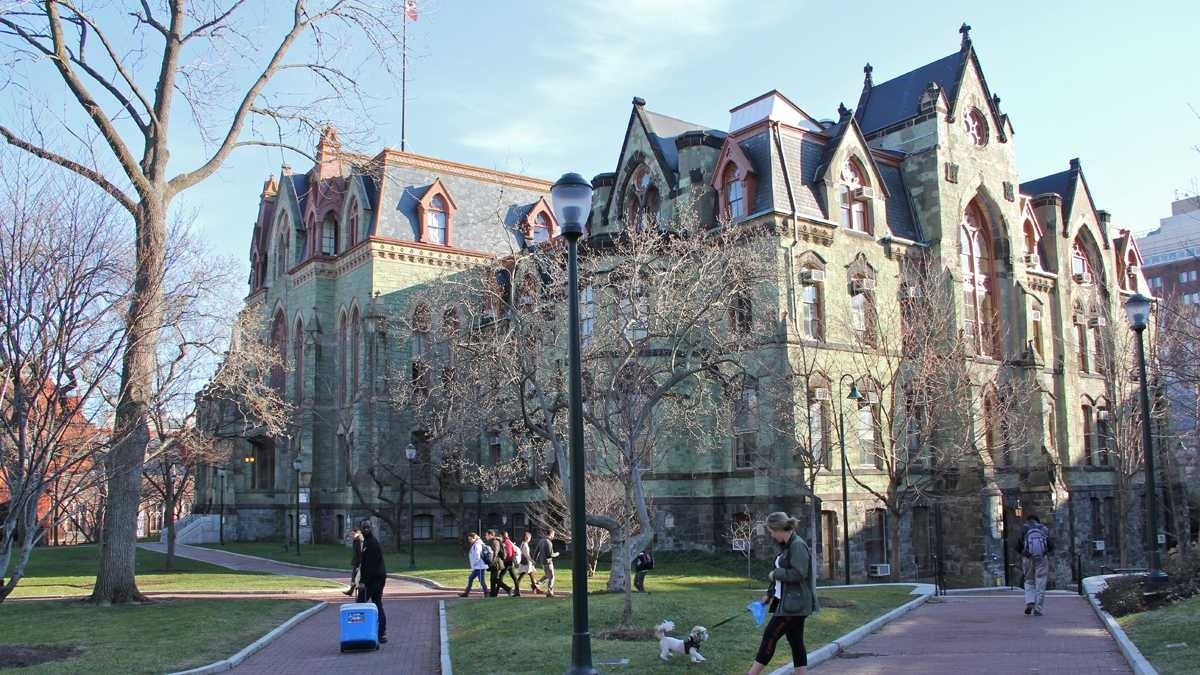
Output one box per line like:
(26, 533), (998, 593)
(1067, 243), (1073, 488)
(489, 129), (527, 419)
(745, 511), (818, 675)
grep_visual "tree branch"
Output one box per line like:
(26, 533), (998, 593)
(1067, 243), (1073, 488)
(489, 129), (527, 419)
(0, 126), (135, 213)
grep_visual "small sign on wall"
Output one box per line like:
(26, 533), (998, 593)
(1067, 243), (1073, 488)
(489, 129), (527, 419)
(300, 514), (309, 527)
(299, 488), (310, 504)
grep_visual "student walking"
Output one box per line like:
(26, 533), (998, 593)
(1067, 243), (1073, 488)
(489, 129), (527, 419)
(460, 532), (489, 597)
(1019, 513), (1054, 616)
(487, 530), (513, 597)
(514, 531), (541, 596)
(633, 547), (654, 593)
(744, 512), (818, 675)
(343, 527), (363, 596)
(534, 529), (560, 598)
(500, 531), (521, 595)
(355, 520), (388, 644)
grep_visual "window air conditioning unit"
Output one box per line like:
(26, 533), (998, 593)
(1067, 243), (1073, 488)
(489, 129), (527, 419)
(868, 563), (892, 577)
(800, 268), (826, 283)
(731, 538), (750, 552)
(812, 387), (832, 401)
(865, 391), (881, 405)
(904, 285), (922, 298)
(1093, 540), (1106, 552)
(1088, 317), (1107, 328)
(1073, 272), (1094, 285)
(853, 186), (876, 200)
(1030, 309), (1043, 321)
(851, 278), (876, 294)
(1023, 254), (1040, 267)
(1097, 410), (1112, 421)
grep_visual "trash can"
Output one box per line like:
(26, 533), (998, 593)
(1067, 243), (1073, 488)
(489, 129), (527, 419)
(339, 602), (379, 652)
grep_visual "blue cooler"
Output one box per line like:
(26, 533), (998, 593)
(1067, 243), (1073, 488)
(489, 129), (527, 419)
(339, 602), (379, 652)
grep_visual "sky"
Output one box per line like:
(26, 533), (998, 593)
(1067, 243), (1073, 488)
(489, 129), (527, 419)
(9, 0), (1200, 287)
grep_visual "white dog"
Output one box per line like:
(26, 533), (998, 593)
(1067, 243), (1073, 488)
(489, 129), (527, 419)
(654, 620), (709, 663)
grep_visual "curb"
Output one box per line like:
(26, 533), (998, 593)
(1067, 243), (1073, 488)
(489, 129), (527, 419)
(768, 583), (935, 675)
(439, 600), (453, 675)
(167, 601), (327, 675)
(1082, 575), (1158, 675)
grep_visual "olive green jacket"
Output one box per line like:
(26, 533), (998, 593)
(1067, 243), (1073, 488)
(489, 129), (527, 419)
(766, 533), (819, 617)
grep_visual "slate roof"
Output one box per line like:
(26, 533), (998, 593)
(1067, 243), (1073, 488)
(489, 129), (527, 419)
(288, 174), (310, 211)
(856, 51), (963, 134)
(640, 108), (719, 173)
(374, 161), (548, 255)
(1020, 168), (1077, 216)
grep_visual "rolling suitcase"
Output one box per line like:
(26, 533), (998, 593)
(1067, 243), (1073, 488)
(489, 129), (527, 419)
(339, 602), (379, 652)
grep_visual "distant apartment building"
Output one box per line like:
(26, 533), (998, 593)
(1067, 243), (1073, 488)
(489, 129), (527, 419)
(1138, 195), (1200, 303)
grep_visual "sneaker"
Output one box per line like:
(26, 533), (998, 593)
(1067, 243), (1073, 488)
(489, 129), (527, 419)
(1033, 609), (1043, 617)
(379, 635), (388, 644)
(1024, 603), (1033, 615)
(545, 591), (555, 598)
(458, 592), (469, 597)
(512, 591), (521, 597)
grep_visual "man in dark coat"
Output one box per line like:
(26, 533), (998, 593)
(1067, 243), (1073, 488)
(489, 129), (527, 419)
(356, 520), (388, 643)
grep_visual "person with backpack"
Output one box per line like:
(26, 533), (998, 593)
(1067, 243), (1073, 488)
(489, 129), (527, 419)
(459, 531), (489, 597)
(343, 527), (363, 596)
(514, 530), (541, 596)
(633, 547), (654, 593)
(487, 530), (513, 597)
(500, 530), (521, 595)
(355, 520), (388, 644)
(1018, 513), (1054, 616)
(534, 529), (560, 598)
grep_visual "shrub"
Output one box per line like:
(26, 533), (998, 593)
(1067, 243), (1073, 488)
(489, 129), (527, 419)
(1163, 548), (1200, 603)
(1097, 575), (1148, 617)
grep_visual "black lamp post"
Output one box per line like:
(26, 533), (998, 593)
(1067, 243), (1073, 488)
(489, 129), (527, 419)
(292, 457), (303, 556)
(217, 468), (226, 545)
(1123, 293), (1168, 589)
(836, 375), (863, 586)
(551, 172), (597, 675)
(406, 442), (417, 570)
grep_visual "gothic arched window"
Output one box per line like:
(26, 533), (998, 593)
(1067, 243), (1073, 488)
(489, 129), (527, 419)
(964, 108), (988, 146)
(321, 213), (339, 256)
(293, 317), (304, 402)
(270, 310), (287, 393)
(960, 202), (998, 357)
(427, 195), (448, 245)
(723, 163), (745, 220)
(839, 159), (871, 233)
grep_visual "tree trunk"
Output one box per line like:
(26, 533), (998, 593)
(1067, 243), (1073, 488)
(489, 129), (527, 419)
(607, 523), (629, 594)
(888, 508), (903, 580)
(92, 198), (167, 604)
(165, 479), (176, 572)
(1116, 474), (1130, 568)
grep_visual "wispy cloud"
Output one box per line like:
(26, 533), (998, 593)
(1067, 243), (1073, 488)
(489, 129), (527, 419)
(458, 0), (767, 172)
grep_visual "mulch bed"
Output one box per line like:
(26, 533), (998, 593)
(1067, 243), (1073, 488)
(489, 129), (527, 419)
(0, 645), (81, 669)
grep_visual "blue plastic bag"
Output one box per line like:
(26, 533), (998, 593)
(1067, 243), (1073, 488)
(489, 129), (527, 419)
(747, 599), (768, 626)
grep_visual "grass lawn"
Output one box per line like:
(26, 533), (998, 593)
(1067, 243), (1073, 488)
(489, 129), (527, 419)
(448, 559), (915, 675)
(7, 544), (340, 598)
(0, 599), (313, 674)
(1118, 595), (1200, 675)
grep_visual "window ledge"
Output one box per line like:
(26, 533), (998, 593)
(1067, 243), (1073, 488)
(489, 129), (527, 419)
(839, 229), (876, 242)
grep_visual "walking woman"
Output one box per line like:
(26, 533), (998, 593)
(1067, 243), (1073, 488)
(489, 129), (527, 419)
(514, 530), (541, 596)
(745, 512), (818, 675)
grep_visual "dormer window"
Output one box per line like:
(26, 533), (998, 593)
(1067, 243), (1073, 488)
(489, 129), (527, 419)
(427, 196), (448, 245)
(320, 213), (339, 256)
(416, 179), (457, 246)
(532, 212), (552, 244)
(723, 164), (745, 220)
(964, 108), (988, 146)
(838, 159), (872, 233)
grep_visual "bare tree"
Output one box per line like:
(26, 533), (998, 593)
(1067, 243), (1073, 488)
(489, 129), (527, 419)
(528, 474), (636, 576)
(0, 156), (128, 603)
(0, 0), (407, 603)
(838, 259), (1037, 578)
(724, 510), (765, 587)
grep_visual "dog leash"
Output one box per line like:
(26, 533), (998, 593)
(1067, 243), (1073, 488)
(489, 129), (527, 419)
(707, 612), (745, 630)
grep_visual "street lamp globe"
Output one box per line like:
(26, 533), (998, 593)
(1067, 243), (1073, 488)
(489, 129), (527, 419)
(292, 457), (303, 471)
(847, 383), (863, 401)
(1124, 293), (1151, 331)
(550, 173), (593, 237)
(405, 443), (417, 461)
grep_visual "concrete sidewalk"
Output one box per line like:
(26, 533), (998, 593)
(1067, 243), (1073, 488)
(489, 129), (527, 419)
(140, 543), (347, 579)
(814, 590), (1130, 674)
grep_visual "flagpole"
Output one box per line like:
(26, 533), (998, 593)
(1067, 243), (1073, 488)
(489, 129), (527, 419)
(401, 7), (407, 153)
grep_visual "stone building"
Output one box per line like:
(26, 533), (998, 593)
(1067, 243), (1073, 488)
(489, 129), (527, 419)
(196, 26), (1156, 587)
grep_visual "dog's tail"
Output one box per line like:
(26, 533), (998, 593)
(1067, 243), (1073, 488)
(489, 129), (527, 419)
(654, 620), (675, 638)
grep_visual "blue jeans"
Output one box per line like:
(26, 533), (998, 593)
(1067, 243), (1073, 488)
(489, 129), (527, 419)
(464, 569), (488, 595)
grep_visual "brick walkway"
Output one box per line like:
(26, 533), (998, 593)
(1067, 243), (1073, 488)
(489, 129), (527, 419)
(814, 590), (1130, 675)
(146, 543), (453, 673)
